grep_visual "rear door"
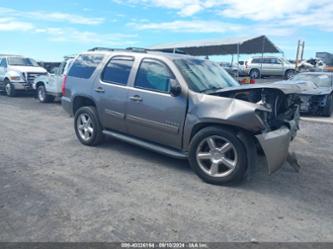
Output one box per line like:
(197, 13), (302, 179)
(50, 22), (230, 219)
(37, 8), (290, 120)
(271, 58), (284, 76)
(126, 58), (187, 149)
(94, 56), (134, 133)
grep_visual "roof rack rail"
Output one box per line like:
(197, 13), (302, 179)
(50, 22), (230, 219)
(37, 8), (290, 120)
(88, 47), (188, 55)
(88, 47), (119, 52)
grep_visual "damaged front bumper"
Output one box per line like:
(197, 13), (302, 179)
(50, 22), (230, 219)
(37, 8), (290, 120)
(256, 126), (292, 174)
(255, 109), (300, 174)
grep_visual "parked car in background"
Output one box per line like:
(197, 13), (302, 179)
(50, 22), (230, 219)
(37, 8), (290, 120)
(33, 57), (74, 103)
(0, 55), (47, 97)
(277, 72), (333, 117)
(38, 61), (61, 73)
(220, 62), (239, 77)
(62, 49), (303, 185)
(244, 56), (296, 79)
(220, 61), (246, 77)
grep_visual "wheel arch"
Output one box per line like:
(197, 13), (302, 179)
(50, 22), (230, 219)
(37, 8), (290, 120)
(35, 81), (45, 89)
(73, 95), (97, 115)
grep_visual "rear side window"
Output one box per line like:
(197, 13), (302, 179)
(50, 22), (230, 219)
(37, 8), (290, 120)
(252, 58), (262, 64)
(135, 59), (174, 93)
(68, 54), (104, 79)
(102, 56), (134, 85)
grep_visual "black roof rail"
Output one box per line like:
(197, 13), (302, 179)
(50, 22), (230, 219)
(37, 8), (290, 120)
(88, 47), (119, 52)
(88, 47), (188, 55)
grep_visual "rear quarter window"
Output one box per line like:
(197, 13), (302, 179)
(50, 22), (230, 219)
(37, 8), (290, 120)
(68, 54), (104, 79)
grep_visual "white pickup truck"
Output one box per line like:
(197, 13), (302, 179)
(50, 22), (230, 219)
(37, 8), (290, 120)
(33, 57), (74, 103)
(0, 55), (47, 97)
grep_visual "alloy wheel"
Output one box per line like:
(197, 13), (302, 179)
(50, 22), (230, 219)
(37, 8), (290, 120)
(38, 87), (46, 102)
(196, 135), (238, 178)
(5, 83), (11, 96)
(77, 113), (94, 141)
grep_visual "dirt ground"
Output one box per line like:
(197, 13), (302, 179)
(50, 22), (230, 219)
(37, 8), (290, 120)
(0, 94), (332, 242)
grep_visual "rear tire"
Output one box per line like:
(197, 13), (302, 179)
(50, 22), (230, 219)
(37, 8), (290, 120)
(323, 94), (333, 117)
(37, 85), (54, 103)
(74, 106), (104, 146)
(249, 69), (260, 79)
(4, 79), (16, 97)
(189, 127), (247, 185)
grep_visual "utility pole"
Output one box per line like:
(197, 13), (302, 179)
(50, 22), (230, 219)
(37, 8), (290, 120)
(295, 40), (305, 70)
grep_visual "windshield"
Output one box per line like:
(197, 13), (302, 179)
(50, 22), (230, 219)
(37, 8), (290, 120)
(174, 59), (239, 93)
(7, 57), (39, 67)
(292, 74), (332, 87)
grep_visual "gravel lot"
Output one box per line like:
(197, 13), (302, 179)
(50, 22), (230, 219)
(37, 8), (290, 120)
(0, 94), (332, 242)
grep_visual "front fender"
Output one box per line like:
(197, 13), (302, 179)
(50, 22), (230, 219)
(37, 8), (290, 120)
(33, 76), (49, 89)
(182, 94), (269, 150)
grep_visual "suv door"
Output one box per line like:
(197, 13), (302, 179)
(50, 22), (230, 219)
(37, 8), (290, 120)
(94, 56), (134, 133)
(270, 58), (284, 76)
(126, 58), (187, 149)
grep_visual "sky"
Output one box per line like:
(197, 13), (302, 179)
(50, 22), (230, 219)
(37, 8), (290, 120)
(0, 0), (332, 62)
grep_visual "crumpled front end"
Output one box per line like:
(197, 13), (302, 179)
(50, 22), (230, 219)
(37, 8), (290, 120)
(209, 86), (301, 174)
(256, 106), (300, 174)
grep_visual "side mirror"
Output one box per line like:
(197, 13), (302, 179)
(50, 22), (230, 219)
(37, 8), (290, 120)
(169, 79), (182, 97)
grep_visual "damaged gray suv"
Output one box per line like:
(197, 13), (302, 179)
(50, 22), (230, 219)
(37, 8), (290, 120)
(62, 49), (301, 185)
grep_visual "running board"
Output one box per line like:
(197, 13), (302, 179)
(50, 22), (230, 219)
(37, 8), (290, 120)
(102, 130), (188, 159)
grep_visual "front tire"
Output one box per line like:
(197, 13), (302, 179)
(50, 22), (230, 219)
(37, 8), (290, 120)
(189, 127), (247, 185)
(37, 85), (54, 103)
(285, 69), (295, 79)
(4, 79), (16, 97)
(323, 94), (333, 117)
(74, 106), (104, 146)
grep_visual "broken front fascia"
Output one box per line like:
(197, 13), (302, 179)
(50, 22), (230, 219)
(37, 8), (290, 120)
(186, 88), (300, 174)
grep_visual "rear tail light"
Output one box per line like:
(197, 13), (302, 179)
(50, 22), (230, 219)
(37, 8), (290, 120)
(62, 75), (67, 96)
(250, 79), (256, 84)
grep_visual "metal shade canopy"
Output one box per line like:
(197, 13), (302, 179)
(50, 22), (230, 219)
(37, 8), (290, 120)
(150, 35), (282, 56)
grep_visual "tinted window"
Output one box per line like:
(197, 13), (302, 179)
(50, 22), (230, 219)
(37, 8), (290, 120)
(252, 58), (262, 64)
(102, 57), (134, 85)
(0, 58), (7, 67)
(262, 58), (272, 64)
(135, 59), (173, 93)
(68, 54), (104, 79)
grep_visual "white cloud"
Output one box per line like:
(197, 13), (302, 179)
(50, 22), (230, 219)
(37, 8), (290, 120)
(129, 20), (243, 33)
(35, 27), (138, 45)
(0, 18), (34, 31)
(129, 19), (295, 37)
(28, 11), (105, 25)
(117, 0), (333, 32)
(0, 7), (104, 25)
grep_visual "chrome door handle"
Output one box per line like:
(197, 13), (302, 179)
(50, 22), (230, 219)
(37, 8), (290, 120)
(95, 87), (105, 93)
(130, 95), (143, 102)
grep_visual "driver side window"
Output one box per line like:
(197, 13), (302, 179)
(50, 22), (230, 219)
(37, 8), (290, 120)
(134, 59), (174, 93)
(0, 58), (7, 68)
